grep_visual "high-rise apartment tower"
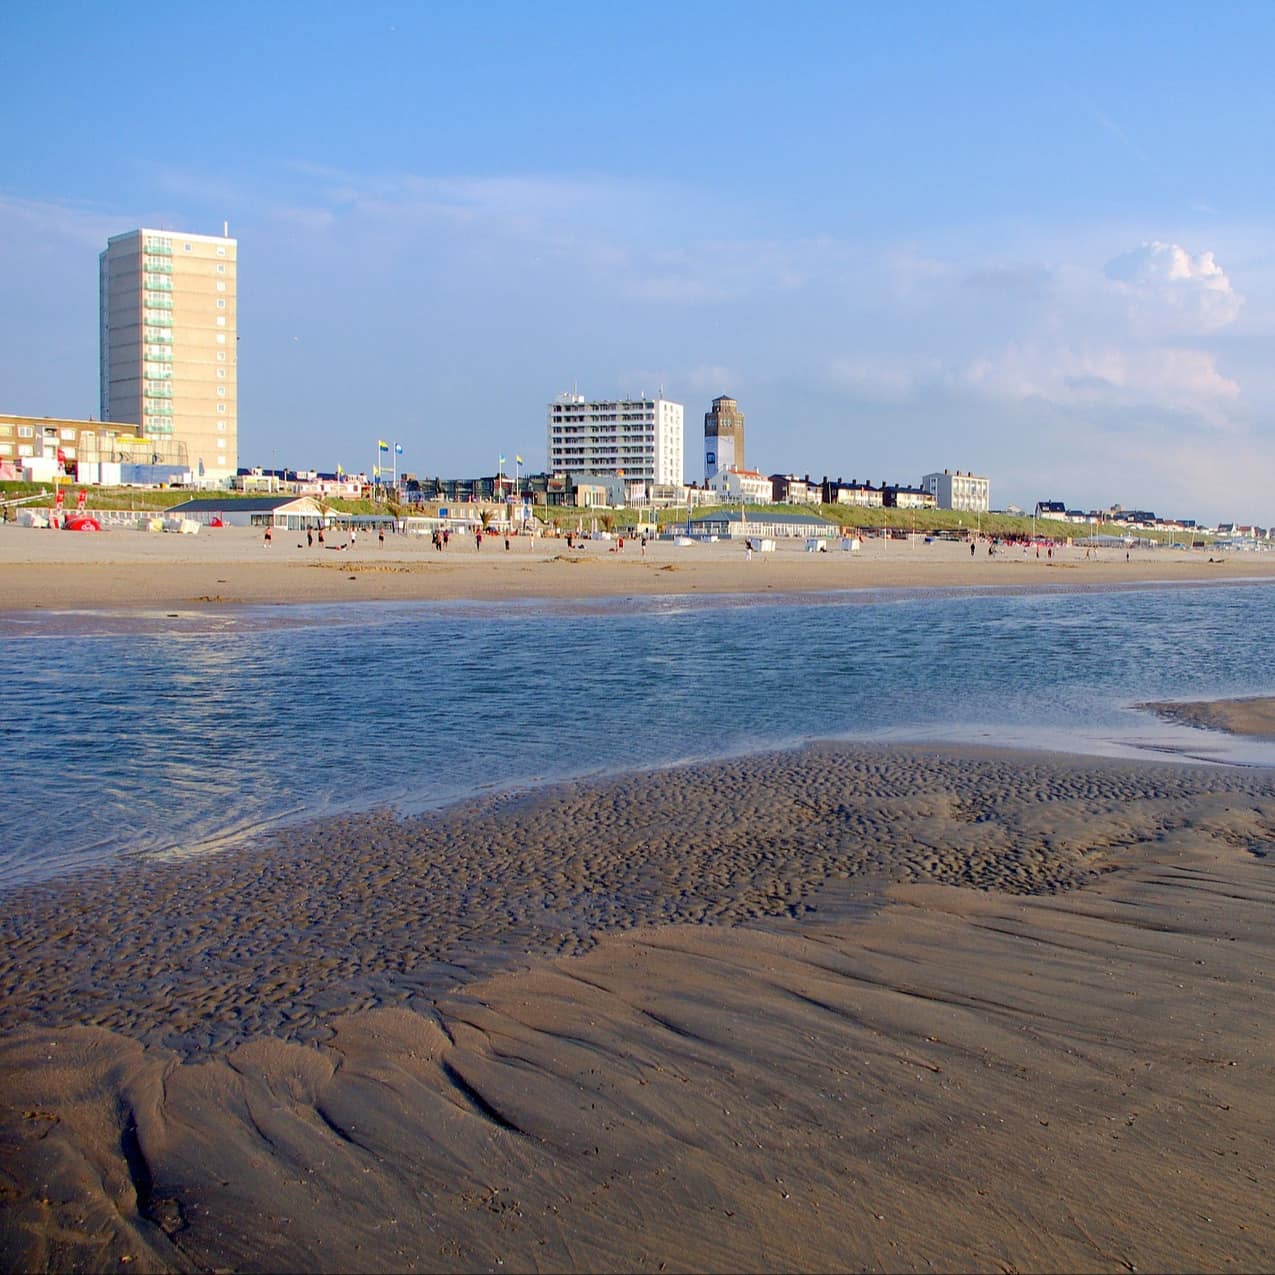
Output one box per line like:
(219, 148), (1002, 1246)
(704, 395), (744, 482)
(547, 393), (684, 486)
(100, 227), (237, 483)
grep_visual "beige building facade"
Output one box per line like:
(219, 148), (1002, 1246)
(100, 228), (237, 484)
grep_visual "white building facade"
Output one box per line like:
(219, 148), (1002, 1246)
(708, 466), (773, 503)
(547, 394), (684, 487)
(922, 469), (990, 513)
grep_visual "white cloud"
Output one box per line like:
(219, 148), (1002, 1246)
(1103, 240), (1243, 332)
(963, 343), (1240, 426)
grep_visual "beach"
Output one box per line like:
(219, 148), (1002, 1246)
(3, 742), (1275, 1272)
(2, 525), (1275, 1272)
(2, 521), (1274, 612)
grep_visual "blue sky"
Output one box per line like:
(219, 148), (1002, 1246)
(2, 1), (1272, 523)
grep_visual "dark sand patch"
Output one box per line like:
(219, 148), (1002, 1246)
(1140, 695), (1275, 739)
(2, 745), (1274, 1271)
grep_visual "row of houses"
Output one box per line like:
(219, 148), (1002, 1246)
(1036, 499), (1269, 539)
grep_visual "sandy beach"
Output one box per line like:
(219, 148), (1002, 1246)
(4, 525), (1275, 1271)
(3, 521), (1274, 612)
(2, 743), (1274, 1272)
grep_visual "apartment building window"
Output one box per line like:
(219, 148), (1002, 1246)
(0, 442), (12, 456)
(184, 243), (193, 252)
(216, 335), (226, 344)
(217, 438), (227, 450)
(217, 404), (226, 413)
(216, 351), (226, 361)
(216, 264), (225, 274)
(216, 246), (226, 256)
(216, 282), (226, 292)
(17, 426), (34, 438)
(217, 421), (226, 432)
(216, 368), (226, 378)
(217, 386), (226, 396)
(216, 299), (226, 308)
(216, 317), (226, 327)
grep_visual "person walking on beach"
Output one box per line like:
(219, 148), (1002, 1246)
(307, 528), (313, 548)
(349, 528), (356, 548)
(379, 528), (385, 546)
(264, 525), (272, 546)
(745, 538), (753, 561)
(970, 542), (976, 557)
(640, 535), (647, 558)
(475, 531), (482, 551)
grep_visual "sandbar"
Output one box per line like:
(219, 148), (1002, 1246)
(2, 742), (1273, 1272)
(1140, 695), (1275, 739)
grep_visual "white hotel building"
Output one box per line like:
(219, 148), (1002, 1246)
(922, 469), (991, 513)
(547, 394), (684, 487)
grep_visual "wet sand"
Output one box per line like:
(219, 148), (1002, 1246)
(2, 743), (1274, 1272)
(1141, 695), (1275, 739)
(2, 522), (1273, 611)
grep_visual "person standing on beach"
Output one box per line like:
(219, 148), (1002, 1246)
(264, 525), (272, 546)
(745, 538), (753, 561)
(475, 531), (482, 551)
(350, 528), (356, 548)
(307, 528), (313, 548)
(970, 542), (975, 557)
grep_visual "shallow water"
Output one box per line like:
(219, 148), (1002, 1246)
(3, 580), (1273, 888)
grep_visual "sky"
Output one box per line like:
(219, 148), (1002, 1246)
(2, 0), (1273, 525)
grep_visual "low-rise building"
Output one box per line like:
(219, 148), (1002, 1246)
(922, 469), (990, 513)
(708, 466), (773, 503)
(166, 495), (323, 529)
(884, 483), (936, 510)
(687, 510), (838, 539)
(770, 474), (820, 504)
(821, 477), (884, 507)
(0, 412), (190, 484)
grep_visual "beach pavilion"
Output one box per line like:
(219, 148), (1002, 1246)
(165, 496), (324, 530)
(686, 510), (840, 540)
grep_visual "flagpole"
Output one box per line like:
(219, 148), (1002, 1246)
(393, 442), (398, 488)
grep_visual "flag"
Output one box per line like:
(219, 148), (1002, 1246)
(336, 463), (344, 476)
(373, 465), (380, 477)
(499, 454), (506, 465)
(378, 440), (389, 451)
(394, 443), (403, 455)
(515, 454), (524, 465)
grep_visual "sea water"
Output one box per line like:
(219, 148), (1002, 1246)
(3, 580), (1273, 889)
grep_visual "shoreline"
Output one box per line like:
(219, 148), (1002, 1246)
(3, 522), (1274, 612)
(2, 739), (1274, 1270)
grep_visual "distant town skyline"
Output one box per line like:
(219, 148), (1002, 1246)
(2, 1), (1273, 526)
